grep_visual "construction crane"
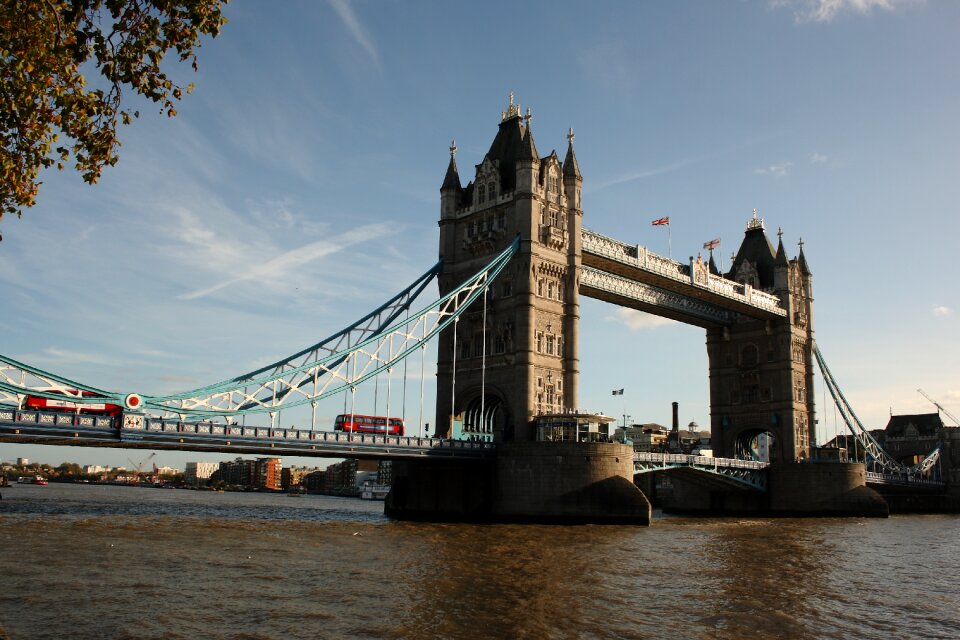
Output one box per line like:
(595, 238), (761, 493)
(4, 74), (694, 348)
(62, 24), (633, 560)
(917, 389), (960, 427)
(127, 452), (157, 480)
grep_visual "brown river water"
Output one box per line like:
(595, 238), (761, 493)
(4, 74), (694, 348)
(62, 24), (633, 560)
(0, 483), (958, 639)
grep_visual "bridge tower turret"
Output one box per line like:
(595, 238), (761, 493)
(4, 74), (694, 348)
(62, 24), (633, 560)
(707, 212), (816, 462)
(436, 95), (583, 442)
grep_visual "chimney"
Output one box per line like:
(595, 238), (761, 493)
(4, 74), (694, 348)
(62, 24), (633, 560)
(672, 402), (679, 434)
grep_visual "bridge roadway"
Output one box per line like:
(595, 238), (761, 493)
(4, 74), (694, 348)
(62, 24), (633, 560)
(0, 408), (494, 461)
(3, 408), (942, 491)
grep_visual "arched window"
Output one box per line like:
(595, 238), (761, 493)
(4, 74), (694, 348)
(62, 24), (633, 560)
(477, 184), (485, 204)
(488, 182), (496, 200)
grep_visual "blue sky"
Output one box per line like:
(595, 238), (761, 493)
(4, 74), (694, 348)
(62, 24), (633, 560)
(1, 0), (958, 469)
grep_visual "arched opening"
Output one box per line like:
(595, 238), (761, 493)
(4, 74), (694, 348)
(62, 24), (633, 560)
(461, 394), (504, 442)
(734, 428), (779, 462)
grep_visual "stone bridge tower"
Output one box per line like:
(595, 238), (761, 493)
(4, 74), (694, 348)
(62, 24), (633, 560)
(436, 95), (583, 442)
(706, 211), (816, 462)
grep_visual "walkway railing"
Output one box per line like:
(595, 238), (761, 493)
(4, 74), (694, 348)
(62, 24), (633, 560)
(582, 228), (787, 316)
(0, 408), (497, 459)
(633, 452), (769, 490)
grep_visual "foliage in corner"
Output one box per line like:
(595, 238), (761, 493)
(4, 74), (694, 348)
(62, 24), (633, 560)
(0, 0), (228, 220)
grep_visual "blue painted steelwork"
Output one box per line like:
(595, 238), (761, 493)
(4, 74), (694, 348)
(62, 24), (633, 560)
(0, 237), (520, 422)
(633, 452), (769, 490)
(814, 343), (943, 485)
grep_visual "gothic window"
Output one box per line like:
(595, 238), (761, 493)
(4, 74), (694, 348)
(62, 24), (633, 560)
(557, 380), (562, 392)
(547, 281), (554, 299)
(473, 334), (484, 358)
(494, 334), (505, 354)
(546, 335), (555, 355)
(539, 206), (545, 225)
(546, 385), (556, 407)
(477, 184), (485, 204)
(559, 281), (565, 300)
(537, 377), (543, 388)
(557, 336), (563, 357)
(537, 279), (544, 296)
(536, 333), (543, 353)
(488, 182), (496, 200)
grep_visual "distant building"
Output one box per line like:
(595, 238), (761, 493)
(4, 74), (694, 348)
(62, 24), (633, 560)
(321, 459), (382, 495)
(17, 458), (28, 466)
(281, 466), (322, 490)
(185, 462), (218, 486)
(303, 469), (327, 493)
(214, 457), (282, 490)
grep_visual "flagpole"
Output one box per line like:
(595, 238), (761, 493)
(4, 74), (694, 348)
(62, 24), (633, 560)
(668, 225), (672, 260)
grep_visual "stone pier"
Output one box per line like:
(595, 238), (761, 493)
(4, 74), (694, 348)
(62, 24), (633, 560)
(385, 442), (651, 525)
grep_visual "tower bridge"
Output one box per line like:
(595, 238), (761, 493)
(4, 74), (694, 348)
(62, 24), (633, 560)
(1, 96), (952, 523)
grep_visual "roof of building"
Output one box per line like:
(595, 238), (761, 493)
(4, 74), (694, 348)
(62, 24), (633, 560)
(884, 412), (944, 438)
(483, 114), (528, 192)
(727, 211), (778, 289)
(563, 129), (581, 180)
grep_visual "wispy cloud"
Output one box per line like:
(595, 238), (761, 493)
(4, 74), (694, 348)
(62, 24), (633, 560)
(809, 152), (829, 164)
(755, 162), (792, 177)
(589, 156), (705, 192)
(607, 308), (676, 331)
(771, 0), (922, 23)
(932, 304), (952, 317)
(329, 0), (381, 71)
(30, 347), (117, 367)
(179, 223), (393, 300)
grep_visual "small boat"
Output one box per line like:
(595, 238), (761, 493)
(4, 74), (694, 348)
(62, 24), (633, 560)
(360, 484), (390, 500)
(17, 475), (48, 485)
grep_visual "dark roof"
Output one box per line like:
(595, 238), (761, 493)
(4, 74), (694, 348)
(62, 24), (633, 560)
(727, 226), (777, 289)
(484, 115), (528, 192)
(563, 139), (581, 179)
(798, 245), (812, 276)
(519, 124), (539, 161)
(884, 413), (944, 438)
(441, 154), (461, 192)
(775, 237), (788, 267)
(708, 253), (721, 275)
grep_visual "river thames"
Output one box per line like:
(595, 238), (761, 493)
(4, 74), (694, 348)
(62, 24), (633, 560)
(1, 483), (957, 639)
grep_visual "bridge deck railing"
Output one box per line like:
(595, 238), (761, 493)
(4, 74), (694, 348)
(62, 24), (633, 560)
(582, 229), (786, 315)
(1, 408), (496, 454)
(633, 451), (770, 470)
(864, 471), (945, 488)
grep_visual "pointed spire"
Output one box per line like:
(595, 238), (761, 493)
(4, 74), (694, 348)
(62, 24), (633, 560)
(708, 252), (721, 276)
(519, 110), (539, 161)
(797, 237), (812, 275)
(775, 227), (788, 266)
(563, 127), (582, 179)
(441, 139), (462, 191)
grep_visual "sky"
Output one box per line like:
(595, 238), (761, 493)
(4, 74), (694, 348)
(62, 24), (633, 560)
(1, 0), (958, 469)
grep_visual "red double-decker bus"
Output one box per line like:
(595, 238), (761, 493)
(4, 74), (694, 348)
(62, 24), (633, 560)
(22, 391), (123, 417)
(334, 414), (404, 436)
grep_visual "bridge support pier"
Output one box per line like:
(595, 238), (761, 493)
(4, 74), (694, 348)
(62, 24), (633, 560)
(767, 462), (888, 517)
(385, 442), (651, 525)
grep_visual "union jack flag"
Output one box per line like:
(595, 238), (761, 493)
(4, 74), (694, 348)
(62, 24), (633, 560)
(651, 217), (669, 226)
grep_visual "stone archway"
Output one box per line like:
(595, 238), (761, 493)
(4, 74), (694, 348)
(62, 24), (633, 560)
(733, 428), (780, 462)
(461, 393), (506, 442)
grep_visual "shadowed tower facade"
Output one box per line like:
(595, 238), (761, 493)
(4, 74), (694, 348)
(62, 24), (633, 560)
(707, 211), (817, 462)
(436, 95), (583, 442)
